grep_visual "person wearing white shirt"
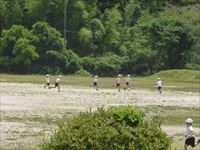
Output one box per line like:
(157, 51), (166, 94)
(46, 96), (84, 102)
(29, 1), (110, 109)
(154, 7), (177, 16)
(44, 74), (50, 88)
(116, 74), (121, 92)
(156, 78), (163, 94)
(184, 118), (200, 150)
(124, 74), (131, 90)
(52, 75), (62, 92)
(93, 75), (98, 91)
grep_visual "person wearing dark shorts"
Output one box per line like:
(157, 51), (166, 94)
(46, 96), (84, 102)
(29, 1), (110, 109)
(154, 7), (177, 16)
(156, 78), (163, 94)
(116, 75), (121, 92)
(93, 82), (97, 86)
(184, 118), (200, 150)
(124, 74), (130, 90)
(185, 137), (195, 147)
(51, 75), (62, 92)
(116, 83), (120, 87)
(158, 86), (161, 91)
(55, 82), (59, 87)
(44, 74), (50, 89)
(93, 75), (98, 91)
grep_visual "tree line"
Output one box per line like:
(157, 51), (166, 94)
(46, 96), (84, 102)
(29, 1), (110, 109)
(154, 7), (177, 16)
(0, 0), (200, 75)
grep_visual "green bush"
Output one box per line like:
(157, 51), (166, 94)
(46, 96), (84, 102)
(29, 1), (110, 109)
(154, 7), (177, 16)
(63, 50), (81, 74)
(42, 106), (171, 150)
(75, 69), (91, 76)
(94, 53), (124, 76)
(80, 57), (95, 73)
(185, 63), (200, 70)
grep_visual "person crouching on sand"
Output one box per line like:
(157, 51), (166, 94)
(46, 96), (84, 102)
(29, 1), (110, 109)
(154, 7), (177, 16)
(156, 78), (162, 94)
(184, 118), (200, 150)
(93, 75), (99, 91)
(116, 74), (121, 92)
(44, 74), (50, 89)
(52, 75), (62, 92)
(124, 74), (131, 90)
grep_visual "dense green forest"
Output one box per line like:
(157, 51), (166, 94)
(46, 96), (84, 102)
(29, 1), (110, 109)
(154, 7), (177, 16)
(0, 0), (200, 75)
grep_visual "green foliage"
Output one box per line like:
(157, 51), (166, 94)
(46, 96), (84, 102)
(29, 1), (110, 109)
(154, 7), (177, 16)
(1, 25), (33, 56)
(13, 38), (38, 65)
(94, 54), (124, 76)
(108, 106), (144, 127)
(42, 106), (171, 150)
(0, 25), (37, 72)
(32, 21), (65, 54)
(78, 27), (93, 46)
(150, 69), (200, 82)
(75, 69), (91, 76)
(63, 50), (80, 73)
(0, 0), (200, 74)
(80, 57), (95, 73)
(45, 50), (68, 73)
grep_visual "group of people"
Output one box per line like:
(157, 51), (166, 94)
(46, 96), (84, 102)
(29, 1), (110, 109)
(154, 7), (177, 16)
(93, 74), (163, 93)
(44, 74), (163, 93)
(44, 74), (62, 92)
(92, 74), (131, 92)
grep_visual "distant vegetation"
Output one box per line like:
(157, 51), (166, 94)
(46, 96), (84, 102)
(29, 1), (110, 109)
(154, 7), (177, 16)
(0, 0), (200, 75)
(42, 106), (171, 149)
(150, 69), (200, 82)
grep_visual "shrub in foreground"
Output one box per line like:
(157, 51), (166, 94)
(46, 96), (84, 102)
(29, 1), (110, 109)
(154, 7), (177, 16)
(42, 106), (171, 150)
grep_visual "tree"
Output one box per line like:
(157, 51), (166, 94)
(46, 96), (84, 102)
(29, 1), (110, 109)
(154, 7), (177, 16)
(0, 0), (6, 32)
(102, 7), (122, 53)
(0, 25), (33, 57)
(78, 27), (92, 47)
(31, 21), (65, 59)
(124, 0), (141, 26)
(0, 25), (37, 72)
(13, 38), (38, 65)
(4, 0), (23, 28)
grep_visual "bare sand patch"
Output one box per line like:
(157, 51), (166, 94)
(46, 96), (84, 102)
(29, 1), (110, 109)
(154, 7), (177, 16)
(1, 82), (199, 149)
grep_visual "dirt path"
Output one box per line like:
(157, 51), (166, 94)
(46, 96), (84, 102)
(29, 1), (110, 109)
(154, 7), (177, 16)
(1, 82), (199, 150)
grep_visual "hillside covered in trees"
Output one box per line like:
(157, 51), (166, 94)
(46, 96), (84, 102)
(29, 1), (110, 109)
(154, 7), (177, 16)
(0, 0), (199, 75)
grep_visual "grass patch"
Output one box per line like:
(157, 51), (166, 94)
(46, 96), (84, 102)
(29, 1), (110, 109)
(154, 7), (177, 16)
(149, 69), (200, 83)
(138, 105), (200, 127)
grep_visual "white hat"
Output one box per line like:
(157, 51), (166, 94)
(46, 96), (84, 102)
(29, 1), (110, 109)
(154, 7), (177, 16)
(157, 78), (160, 80)
(118, 74), (121, 77)
(95, 75), (98, 78)
(46, 74), (49, 77)
(127, 74), (130, 77)
(185, 118), (193, 124)
(58, 75), (62, 78)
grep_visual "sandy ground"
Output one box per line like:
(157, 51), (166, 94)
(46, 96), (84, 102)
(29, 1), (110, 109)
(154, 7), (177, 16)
(0, 82), (199, 150)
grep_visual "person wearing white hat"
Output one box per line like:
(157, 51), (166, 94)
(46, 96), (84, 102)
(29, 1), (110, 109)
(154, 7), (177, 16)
(51, 75), (62, 92)
(93, 75), (99, 91)
(116, 74), (121, 92)
(184, 118), (200, 150)
(156, 78), (163, 94)
(124, 74), (131, 90)
(44, 74), (50, 88)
